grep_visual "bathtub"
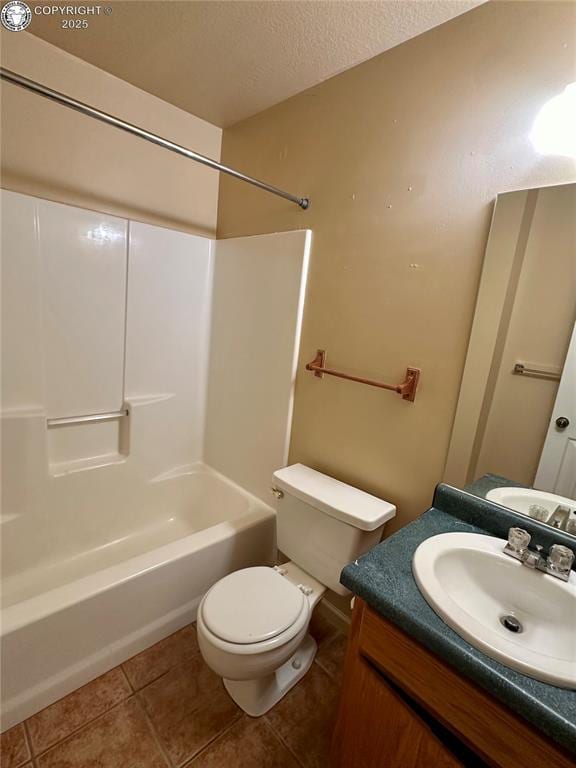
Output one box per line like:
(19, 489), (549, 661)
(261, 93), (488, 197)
(0, 464), (275, 729)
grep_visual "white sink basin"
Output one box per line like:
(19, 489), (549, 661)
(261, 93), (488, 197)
(486, 487), (576, 525)
(412, 532), (576, 688)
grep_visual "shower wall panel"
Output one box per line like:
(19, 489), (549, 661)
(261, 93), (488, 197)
(125, 221), (213, 477)
(204, 230), (310, 502)
(39, 200), (128, 420)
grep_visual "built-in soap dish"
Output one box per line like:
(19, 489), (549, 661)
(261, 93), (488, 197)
(47, 407), (129, 476)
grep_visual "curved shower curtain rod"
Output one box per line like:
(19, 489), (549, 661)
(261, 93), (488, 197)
(0, 67), (310, 210)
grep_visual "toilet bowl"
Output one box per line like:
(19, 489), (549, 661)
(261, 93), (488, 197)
(197, 562), (325, 716)
(197, 463), (396, 716)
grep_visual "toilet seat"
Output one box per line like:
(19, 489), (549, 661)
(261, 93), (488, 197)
(199, 566), (311, 654)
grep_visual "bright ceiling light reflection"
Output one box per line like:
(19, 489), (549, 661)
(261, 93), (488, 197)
(530, 82), (576, 158)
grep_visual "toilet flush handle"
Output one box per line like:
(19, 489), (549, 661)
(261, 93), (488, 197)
(270, 486), (284, 499)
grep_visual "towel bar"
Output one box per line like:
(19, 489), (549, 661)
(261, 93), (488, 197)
(513, 363), (561, 382)
(47, 409), (129, 427)
(305, 350), (420, 402)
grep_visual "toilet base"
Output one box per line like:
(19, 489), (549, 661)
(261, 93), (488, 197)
(223, 634), (317, 717)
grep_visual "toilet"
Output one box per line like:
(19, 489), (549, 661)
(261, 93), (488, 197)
(197, 463), (396, 716)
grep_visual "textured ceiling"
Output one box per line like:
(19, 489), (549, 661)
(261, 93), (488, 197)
(29, 1), (486, 127)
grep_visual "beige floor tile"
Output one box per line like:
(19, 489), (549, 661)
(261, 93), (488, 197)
(123, 625), (200, 690)
(27, 667), (132, 754)
(0, 724), (31, 768)
(184, 716), (300, 768)
(140, 655), (241, 766)
(315, 634), (348, 682)
(265, 664), (339, 768)
(36, 698), (167, 768)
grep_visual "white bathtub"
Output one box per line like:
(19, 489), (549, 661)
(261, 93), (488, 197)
(0, 464), (275, 729)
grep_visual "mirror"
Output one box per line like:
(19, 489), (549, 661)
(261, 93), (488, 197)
(445, 183), (576, 535)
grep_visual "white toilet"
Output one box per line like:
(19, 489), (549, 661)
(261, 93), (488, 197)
(197, 463), (396, 716)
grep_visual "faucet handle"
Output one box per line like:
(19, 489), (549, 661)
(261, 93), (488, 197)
(507, 527), (531, 553)
(547, 544), (575, 577)
(528, 504), (549, 522)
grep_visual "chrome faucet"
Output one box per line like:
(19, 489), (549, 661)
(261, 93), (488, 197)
(547, 505), (572, 531)
(503, 527), (574, 582)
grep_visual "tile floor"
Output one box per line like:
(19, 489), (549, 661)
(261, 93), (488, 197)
(1, 613), (348, 768)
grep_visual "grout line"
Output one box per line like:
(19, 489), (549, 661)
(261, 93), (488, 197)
(24, 667), (134, 757)
(29, 694), (136, 759)
(122, 623), (201, 693)
(264, 718), (308, 768)
(176, 695), (243, 767)
(130, 670), (169, 693)
(125, 651), (198, 693)
(313, 656), (343, 686)
(135, 693), (172, 768)
(263, 716), (307, 768)
(119, 663), (136, 694)
(313, 657), (333, 679)
(313, 635), (345, 683)
(21, 719), (33, 763)
(180, 714), (244, 767)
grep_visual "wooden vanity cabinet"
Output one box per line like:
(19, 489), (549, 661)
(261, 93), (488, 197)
(332, 599), (574, 768)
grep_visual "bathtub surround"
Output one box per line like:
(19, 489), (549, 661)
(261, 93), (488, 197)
(205, 232), (311, 502)
(126, 221), (213, 473)
(0, 189), (310, 728)
(217, 0), (576, 535)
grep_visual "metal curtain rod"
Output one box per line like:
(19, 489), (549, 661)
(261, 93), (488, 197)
(0, 67), (310, 210)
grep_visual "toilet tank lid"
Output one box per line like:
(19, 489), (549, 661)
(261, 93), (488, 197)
(272, 464), (396, 532)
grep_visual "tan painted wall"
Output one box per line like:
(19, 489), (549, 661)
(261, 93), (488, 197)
(1, 32), (222, 235)
(217, 0), (576, 534)
(475, 184), (576, 484)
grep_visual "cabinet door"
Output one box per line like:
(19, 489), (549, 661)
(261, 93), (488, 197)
(333, 655), (464, 768)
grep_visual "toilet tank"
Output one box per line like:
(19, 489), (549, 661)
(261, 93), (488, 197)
(272, 464), (396, 595)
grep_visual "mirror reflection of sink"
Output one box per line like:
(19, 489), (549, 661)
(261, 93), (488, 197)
(486, 488), (576, 531)
(412, 532), (576, 689)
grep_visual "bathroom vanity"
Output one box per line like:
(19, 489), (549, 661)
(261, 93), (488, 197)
(333, 600), (573, 767)
(332, 485), (576, 767)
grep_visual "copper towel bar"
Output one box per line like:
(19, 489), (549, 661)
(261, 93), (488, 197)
(305, 350), (420, 402)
